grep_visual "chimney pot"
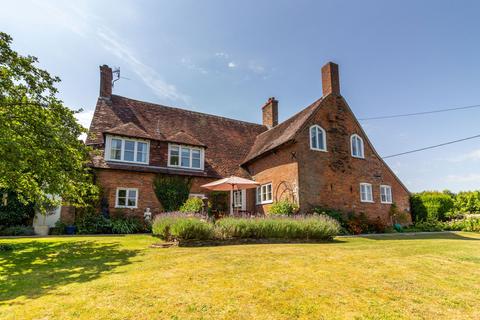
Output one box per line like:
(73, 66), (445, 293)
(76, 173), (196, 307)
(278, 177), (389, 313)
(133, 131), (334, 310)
(99, 65), (113, 99)
(262, 97), (278, 129)
(321, 62), (340, 96)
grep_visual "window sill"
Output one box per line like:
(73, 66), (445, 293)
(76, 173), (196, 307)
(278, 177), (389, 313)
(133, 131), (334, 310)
(167, 165), (204, 171)
(256, 200), (273, 205)
(310, 148), (328, 152)
(381, 202), (393, 205)
(351, 155), (365, 159)
(360, 200), (374, 203)
(115, 206), (138, 209)
(107, 159), (149, 165)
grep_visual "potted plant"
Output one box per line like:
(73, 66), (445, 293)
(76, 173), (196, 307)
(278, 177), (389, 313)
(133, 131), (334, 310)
(33, 197), (58, 236)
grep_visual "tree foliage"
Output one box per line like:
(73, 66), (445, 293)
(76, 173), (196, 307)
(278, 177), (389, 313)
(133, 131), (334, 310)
(453, 191), (480, 214)
(410, 191), (454, 222)
(0, 32), (97, 210)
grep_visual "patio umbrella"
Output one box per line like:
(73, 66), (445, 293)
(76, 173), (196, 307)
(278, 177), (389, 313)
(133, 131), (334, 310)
(201, 176), (259, 214)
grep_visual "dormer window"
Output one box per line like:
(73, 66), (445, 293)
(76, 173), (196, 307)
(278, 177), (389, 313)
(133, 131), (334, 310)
(105, 135), (149, 164)
(310, 125), (327, 151)
(168, 144), (204, 170)
(351, 134), (364, 158)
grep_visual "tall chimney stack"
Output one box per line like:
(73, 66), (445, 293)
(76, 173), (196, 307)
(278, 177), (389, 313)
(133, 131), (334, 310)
(262, 97), (278, 129)
(99, 65), (113, 99)
(321, 62), (340, 96)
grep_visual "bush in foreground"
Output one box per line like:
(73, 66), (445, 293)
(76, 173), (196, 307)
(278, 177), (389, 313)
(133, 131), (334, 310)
(179, 197), (204, 213)
(152, 214), (213, 241)
(268, 200), (299, 215)
(152, 214), (340, 241)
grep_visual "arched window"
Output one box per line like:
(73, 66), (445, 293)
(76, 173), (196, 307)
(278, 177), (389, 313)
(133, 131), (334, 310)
(351, 134), (364, 158)
(310, 125), (327, 151)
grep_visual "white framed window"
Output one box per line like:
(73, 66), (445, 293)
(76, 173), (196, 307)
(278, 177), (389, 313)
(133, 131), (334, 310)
(310, 125), (327, 151)
(351, 134), (364, 158)
(105, 135), (149, 164)
(115, 188), (138, 208)
(168, 144), (204, 170)
(380, 185), (393, 204)
(360, 183), (373, 203)
(233, 190), (243, 208)
(256, 183), (273, 204)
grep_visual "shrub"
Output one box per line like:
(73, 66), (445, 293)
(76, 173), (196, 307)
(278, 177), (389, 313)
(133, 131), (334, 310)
(445, 216), (480, 232)
(49, 220), (67, 235)
(111, 217), (142, 234)
(152, 215), (178, 240)
(170, 217), (214, 240)
(208, 191), (228, 214)
(215, 215), (340, 240)
(180, 197), (204, 213)
(268, 200), (299, 215)
(0, 225), (35, 236)
(76, 214), (112, 234)
(453, 191), (480, 214)
(404, 220), (446, 232)
(410, 192), (454, 222)
(153, 175), (192, 212)
(0, 190), (35, 227)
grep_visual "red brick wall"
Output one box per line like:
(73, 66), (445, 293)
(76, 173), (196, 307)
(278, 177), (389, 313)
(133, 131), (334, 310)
(94, 169), (216, 218)
(295, 95), (410, 223)
(246, 144), (299, 214)
(245, 94), (410, 224)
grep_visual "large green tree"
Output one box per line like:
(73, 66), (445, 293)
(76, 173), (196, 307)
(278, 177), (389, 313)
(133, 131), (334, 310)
(0, 32), (97, 210)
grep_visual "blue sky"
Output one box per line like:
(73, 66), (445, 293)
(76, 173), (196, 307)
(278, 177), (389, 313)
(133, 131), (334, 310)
(3, 0), (480, 192)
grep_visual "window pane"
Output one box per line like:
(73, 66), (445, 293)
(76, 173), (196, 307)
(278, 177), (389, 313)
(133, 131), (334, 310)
(170, 146), (179, 165)
(357, 139), (363, 157)
(318, 130), (324, 149)
(111, 139), (122, 160)
(137, 142), (147, 162)
(118, 189), (126, 198)
(127, 198), (136, 206)
(311, 127), (317, 149)
(181, 147), (190, 167)
(128, 189), (136, 199)
(192, 149), (201, 168)
(117, 197), (126, 206)
(352, 137), (358, 156)
(124, 140), (135, 161)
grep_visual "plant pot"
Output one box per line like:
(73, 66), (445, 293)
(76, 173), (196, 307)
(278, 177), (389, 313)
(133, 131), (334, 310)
(34, 225), (50, 236)
(65, 225), (76, 235)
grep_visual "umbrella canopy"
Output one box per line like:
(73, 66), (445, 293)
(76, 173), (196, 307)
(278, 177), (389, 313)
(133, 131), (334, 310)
(201, 176), (259, 191)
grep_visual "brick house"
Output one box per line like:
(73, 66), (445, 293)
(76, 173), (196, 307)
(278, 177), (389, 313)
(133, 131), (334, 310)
(81, 62), (410, 224)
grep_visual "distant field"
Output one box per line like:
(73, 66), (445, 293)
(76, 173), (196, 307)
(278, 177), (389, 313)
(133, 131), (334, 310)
(1, 232), (480, 319)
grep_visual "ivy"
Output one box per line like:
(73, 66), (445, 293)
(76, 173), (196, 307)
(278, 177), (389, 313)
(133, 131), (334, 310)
(153, 175), (192, 212)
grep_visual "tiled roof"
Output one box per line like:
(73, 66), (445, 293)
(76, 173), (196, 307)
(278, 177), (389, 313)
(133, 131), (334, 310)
(87, 95), (267, 177)
(242, 98), (323, 164)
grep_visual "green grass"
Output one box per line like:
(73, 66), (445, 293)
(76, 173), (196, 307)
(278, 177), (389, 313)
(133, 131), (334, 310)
(1, 233), (480, 319)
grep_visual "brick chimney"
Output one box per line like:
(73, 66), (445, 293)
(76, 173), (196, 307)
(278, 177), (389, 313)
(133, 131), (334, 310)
(262, 97), (278, 129)
(99, 65), (113, 99)
(321, 62), (340, 96)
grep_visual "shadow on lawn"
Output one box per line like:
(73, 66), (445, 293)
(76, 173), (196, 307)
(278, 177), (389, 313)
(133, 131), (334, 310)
(362, 232), (480, 241)
(0, 240), (140, 303)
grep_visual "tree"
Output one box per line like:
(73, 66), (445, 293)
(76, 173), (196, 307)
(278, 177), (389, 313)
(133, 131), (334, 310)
(0, 32), (97, 210)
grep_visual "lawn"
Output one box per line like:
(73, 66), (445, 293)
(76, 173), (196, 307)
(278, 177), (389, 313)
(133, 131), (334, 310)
(1, 233), (480, 319)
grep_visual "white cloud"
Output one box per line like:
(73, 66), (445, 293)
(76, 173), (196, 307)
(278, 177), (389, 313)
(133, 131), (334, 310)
(448, 149), (480, 163)
(75, 110), (94, 141)
(34, 1), (188, 103)
(215, 52), (229, 58)
(180, 57), (208, 75)
(446, 174), (480, 183)
(228, 62), (237, 68)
